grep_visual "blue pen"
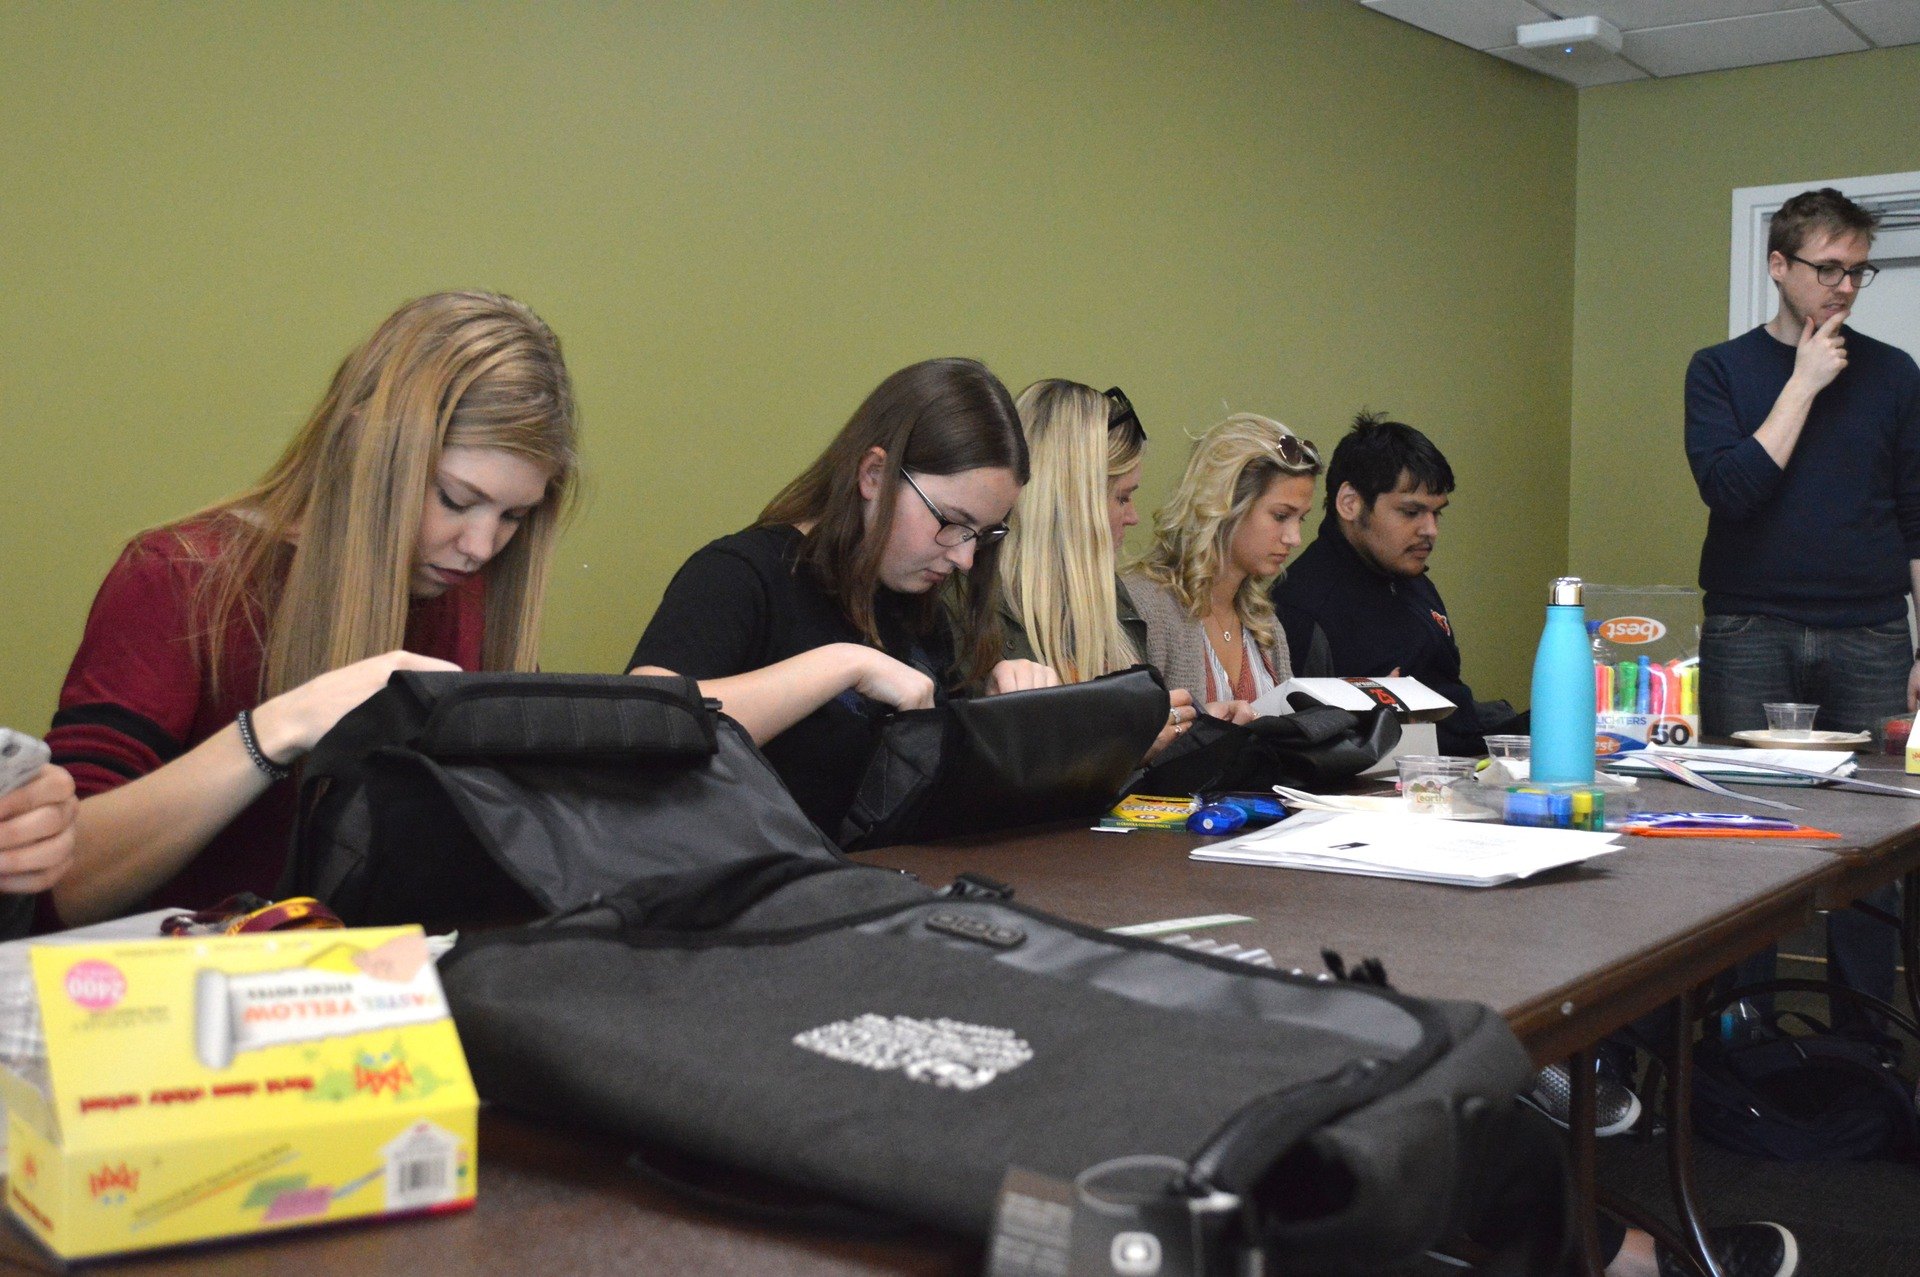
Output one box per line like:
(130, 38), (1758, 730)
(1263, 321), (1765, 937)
(1635, 655), (1651, 713)
(1628, 812), (1800, 831)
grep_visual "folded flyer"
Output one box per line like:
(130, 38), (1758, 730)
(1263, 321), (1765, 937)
(1249, 676), (1456, 723)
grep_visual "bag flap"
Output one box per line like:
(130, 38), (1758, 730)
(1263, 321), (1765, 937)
(1248, 703), (1361, 747)
(840, 666), (1169, 849)
(1138, 704), (1402, 795)
(394, 671), (718, 761)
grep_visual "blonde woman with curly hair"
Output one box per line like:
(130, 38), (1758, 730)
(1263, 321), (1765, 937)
(1123, 413), (1322, 719)
(47, 291), (579, 925)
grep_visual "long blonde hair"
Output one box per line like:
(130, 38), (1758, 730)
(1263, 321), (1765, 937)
(185, 290), (579, 700)
(1130, 413), (1319, 653)
(1002, 380), (1143, 681)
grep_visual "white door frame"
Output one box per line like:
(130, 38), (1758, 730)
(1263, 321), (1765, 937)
(1729, 170), (1920, 338)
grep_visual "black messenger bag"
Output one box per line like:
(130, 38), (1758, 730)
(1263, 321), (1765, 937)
(281, 671), (842, 928)
(838, 665), (1169, 851)
(1138, 702), (1402, 796)
(441, 859), (1572, 1274)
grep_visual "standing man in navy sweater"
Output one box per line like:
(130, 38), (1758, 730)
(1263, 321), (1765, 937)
(1686, 186), (1920, 1038)
(1687, 186), (1920, 735)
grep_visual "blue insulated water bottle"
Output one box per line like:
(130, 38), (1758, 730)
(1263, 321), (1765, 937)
(1531, 577), (1596, 784)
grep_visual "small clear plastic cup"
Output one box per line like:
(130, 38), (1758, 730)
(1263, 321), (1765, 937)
(1397, 755), (1475, 814)
(1483, 734), (1531, 782)
(1762, 702), (1818, 739)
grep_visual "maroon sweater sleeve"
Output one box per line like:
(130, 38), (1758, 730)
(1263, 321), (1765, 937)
(47, 535), (206, 798)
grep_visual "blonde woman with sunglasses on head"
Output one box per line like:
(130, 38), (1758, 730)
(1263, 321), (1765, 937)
(1000, 380), (1197, 757)
(1123, 414), (1323, 723)
(46, 291), (578, 926)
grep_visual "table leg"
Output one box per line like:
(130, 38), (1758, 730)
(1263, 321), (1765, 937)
(1903, 870), (1920, 1032)
(1568, 1048), (1607, 1277)
(1664, 989), (1725, 1277)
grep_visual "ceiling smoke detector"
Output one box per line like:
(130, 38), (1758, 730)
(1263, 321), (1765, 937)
(1516, 15), (1624, 58)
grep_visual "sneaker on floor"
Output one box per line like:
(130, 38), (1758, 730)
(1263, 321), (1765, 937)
(1657, 1221), (1798, 1277)
(1524, 1062), (1642, 1136)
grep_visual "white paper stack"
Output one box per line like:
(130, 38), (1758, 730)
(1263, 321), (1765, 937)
(1191, 811), (1620, 888)
(1604, 745), (1856, 786)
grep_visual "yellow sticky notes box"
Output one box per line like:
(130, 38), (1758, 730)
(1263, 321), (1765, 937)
(2, 927), (476, 1260)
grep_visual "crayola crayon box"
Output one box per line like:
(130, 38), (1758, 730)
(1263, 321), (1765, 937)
(0, 928), (476, 1259)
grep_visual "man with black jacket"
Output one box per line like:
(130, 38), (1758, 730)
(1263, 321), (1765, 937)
(1271, 411), (1522, 756)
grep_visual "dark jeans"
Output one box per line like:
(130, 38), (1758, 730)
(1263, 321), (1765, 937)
(1697, 612), (1911, 737)
(1699, 612), (1911, 1036)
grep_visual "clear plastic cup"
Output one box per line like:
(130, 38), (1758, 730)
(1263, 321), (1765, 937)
(1763, 702), (1818, 739)
(1483, 734), (1531, 782)
(1397, 755), (1475, 814)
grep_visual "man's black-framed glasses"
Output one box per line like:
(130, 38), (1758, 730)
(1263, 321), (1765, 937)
(901, 469), (1011, 548)
(1104, 386), (1147, 446)
(1786, 253), (1879, 289)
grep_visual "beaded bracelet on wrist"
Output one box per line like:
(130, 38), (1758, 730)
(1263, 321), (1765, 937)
(235, 708), (292, 783)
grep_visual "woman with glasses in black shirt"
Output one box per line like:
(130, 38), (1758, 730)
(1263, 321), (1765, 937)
(629, 357), (1059, 837)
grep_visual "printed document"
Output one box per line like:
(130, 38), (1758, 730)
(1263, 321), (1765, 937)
(1191, 811), (1619, 887)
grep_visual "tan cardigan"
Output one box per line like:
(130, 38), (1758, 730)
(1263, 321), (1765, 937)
(1120, 572), (1292, 706)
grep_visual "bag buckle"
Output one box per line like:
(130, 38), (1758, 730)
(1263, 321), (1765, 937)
(942, 873), (1015, 902)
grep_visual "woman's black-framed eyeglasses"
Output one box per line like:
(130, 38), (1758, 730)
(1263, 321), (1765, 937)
(1104, 386), (1147, 446)
(901, 470), (1011, 548)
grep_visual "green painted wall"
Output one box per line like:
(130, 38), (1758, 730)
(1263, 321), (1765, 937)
(1570, 45), (1920, 588)
(2, 1), (1576, 730)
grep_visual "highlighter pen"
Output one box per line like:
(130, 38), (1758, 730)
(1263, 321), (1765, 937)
(1616, 661), (1636, 714)
(1635, 655), (1652, 714)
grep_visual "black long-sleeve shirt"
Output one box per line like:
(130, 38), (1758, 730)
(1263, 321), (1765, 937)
(1685, 324), (1920, 626)
(1271, 517), (1512, 755)
(628, 524), (952, 837)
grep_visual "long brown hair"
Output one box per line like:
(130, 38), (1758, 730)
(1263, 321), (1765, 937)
(185, 290), (579, 700)
(760, 358), (1028, 688)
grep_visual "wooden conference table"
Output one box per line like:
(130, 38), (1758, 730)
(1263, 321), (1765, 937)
(5, 759), (1919, 1275)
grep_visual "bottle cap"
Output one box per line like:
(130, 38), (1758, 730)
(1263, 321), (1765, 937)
(1549, 576), (1583, 606)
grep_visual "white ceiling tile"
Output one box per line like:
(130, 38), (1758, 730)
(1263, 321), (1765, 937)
(1486, 42), (1651, 84)
(1362, 0), (1556, 51)
(1835, 0), (1920, 46)
(1538, 1), (1804, 29)
(1623, 7), (1869, 75)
